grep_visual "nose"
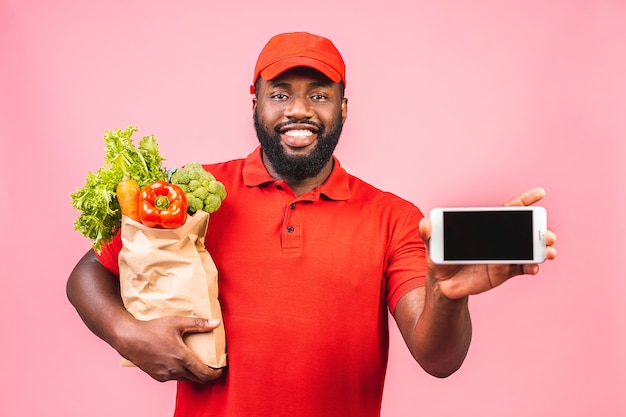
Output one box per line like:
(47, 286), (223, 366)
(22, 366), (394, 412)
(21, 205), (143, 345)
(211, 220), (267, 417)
(284, 95), (314, 120)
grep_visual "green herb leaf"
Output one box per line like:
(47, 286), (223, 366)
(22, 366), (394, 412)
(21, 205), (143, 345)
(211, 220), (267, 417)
(70, 126), (166, 252)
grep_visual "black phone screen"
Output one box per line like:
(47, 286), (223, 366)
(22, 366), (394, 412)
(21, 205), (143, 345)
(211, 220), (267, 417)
(443, 210), (534, 261)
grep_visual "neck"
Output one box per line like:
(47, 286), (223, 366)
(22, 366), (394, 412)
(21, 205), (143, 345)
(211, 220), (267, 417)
(262, 152), (334, 196)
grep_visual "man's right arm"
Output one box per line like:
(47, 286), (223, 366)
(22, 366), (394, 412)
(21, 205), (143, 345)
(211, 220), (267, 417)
(66, 250), (223, 383)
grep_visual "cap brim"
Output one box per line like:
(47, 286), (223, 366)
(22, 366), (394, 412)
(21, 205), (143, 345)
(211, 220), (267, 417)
(259, 57), (342, 83)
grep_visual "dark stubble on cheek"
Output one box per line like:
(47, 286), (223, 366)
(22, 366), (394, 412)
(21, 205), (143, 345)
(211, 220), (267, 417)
(253, 109), (344, 181)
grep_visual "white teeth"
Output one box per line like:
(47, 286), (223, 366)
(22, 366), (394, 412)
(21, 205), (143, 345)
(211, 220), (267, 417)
(285, 129), (313, 138)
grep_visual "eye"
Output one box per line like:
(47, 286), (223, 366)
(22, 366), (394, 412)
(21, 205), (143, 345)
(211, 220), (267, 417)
(311, 94), (328, 101)
(270, 93), (288, 100)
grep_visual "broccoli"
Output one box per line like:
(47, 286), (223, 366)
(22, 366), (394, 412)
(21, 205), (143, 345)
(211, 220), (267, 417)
(170, 163), (227, 214)
(207, 180), (227, 200)
(204, 194), (223, 213)
(187, 195), (205, 213)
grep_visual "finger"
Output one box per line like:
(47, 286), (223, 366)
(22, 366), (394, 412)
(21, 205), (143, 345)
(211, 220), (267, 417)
(176, 333), (224, 383)
(184, 360), (224, 383)
(545, 229), (557, 246)
(503, 187), (546, 207)
(418, 217), (432, 247)
(175, 317), (224, 383)
(521, 264), (540, 276)
(541, 228), (558, 260)
(545, 246), (557, 260)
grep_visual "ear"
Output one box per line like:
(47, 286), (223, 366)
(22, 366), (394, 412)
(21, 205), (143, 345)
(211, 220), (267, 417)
(252, 96), (257, 112)
(341, 97), (348, 124)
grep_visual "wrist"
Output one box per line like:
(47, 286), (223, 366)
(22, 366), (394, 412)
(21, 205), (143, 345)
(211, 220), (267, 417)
(426, 273), (469, 306)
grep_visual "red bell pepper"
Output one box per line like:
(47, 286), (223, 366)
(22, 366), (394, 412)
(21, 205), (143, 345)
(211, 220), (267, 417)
(138, 180), (188, 229)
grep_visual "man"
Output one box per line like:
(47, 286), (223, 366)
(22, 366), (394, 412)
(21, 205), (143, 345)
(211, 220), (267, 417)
(67, 32), (557, 417)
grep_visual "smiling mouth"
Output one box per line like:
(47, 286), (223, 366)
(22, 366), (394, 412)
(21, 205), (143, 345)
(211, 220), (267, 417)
(282, 128), (317, 147)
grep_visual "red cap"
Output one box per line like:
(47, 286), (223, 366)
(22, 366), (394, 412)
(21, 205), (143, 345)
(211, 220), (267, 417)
(251, 32), (346, 93)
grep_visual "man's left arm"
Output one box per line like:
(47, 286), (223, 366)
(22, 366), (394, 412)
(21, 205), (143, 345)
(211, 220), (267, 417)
(394, 188), (557, 377)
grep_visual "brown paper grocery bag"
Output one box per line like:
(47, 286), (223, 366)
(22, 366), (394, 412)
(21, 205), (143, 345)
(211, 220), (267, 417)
(118, 211), (227, 369)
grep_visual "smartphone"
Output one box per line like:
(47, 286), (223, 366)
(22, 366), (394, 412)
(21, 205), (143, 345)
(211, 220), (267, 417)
(429, 206), (547, 264)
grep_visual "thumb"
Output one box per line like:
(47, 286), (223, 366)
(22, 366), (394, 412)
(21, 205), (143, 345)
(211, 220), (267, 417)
(176, 317), (221, 335)
(419, 216), (432, 248)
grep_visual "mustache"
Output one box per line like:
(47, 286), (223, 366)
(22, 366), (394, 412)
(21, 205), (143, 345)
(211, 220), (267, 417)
(274, 120), (323, 132)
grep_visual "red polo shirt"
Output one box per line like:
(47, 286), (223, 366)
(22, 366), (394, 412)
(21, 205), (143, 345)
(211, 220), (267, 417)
(97, 147), (427, 417)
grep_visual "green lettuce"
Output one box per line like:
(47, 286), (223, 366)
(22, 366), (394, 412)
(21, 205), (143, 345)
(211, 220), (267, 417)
(70, 126), (166, 253)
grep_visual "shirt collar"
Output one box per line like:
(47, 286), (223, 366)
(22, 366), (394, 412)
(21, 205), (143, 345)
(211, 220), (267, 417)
(242, 146), (351, 201)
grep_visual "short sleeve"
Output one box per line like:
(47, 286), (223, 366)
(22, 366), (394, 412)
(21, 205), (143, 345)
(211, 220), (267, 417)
(95, 232), (123, 277)
(385, 204), (427, 313)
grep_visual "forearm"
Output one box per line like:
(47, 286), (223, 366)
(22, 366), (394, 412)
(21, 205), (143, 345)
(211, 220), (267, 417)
(66, 250), (136, 352)
(396, 276), (472, 378)
(411, 278), (472, 377)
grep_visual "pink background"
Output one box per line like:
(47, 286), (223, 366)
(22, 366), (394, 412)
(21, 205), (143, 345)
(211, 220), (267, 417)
(2, 1), (625, 415)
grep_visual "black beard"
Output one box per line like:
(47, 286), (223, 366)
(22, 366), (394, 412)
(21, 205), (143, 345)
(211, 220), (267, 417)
(253, 111), (344, 182)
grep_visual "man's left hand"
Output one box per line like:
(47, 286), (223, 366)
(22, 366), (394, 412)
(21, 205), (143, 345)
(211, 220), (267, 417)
(418, 187), (558, 300)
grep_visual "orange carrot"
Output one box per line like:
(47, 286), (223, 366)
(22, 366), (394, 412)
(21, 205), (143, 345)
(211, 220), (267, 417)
(116, 179), (141, 222)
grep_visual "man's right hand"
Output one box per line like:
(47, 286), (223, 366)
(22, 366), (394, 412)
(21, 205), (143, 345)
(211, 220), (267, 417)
(67, 250), (224, 384)
(114, 315), (224, 383)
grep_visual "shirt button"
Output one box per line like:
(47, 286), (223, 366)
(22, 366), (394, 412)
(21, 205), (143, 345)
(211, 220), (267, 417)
(275, 183), (282, 189)
(289, 204), (296, 210)
(286, 226), (295, 233)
